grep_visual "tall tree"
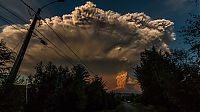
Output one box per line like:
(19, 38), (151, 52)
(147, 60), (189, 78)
(85, 75), (106, 111)
(179, 14), (200, 64)
(0, 40), (15, 74)
(136, 47), (172, 108)
(136, 47), (200, 112)
(25, 62), (120, 112)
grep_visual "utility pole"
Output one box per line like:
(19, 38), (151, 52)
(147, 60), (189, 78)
(8, 8), (41, 84)
(8, 0), (64, 84)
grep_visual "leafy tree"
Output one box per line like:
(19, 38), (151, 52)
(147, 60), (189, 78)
(0, 40), (17, 112)
(85, 75), (106, 111)
(61, 64), (89, 112)
(179, 14), (200, 64)
(136, 47), (200, 112)
(0, 40), (15, 81)
(0, 40), (15, 74)
(136, 47), (181, 112)
(25, 62), (74, 112)
(169, 50), (200, 112)
(25, 62), (120, 112)
(136, 47), (171, 106)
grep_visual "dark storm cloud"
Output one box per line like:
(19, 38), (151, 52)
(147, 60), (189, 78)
(0, 2), (175, 75)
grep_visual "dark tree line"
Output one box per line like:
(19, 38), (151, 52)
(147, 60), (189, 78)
(0, 40), (120, 112)
(135, 8), (200, 112)
(135, 47), (200, 112)
(179, 14), (200, 64)
(0, 40), (19, 112)
(24, 62), (120, 112)
(0, 62), (120, 112)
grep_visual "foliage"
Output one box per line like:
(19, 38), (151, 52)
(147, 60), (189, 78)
(0, 40), (18, 112)
(25, 62), (120, 112)
(179, 14), (200, 63)
(136, 47), (200, 112)
(85, 75), (106, 111)
(169, 50), (200, 112)
(136, 47), (170, 106)
(0, 39), (15, 74)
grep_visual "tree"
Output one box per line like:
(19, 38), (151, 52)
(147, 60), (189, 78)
(179, 14), (200, 64)
(0, 40), (17, 112)
(135, 47), (174, 110)
(25, 62), (72, 112)
(85, 75), (106, 111)
(62, 64), (89, 112)
(169, 49), (200, 112)
(25, 62), (120, 112)
(26, 63), (90, 112)
(177, 4), (200, 111)
(0, 40), (15, 74)
(136, 47), (200, 112)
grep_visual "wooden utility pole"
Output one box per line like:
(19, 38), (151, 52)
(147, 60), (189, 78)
(8, 0), (64, 84)
(8, 8), (41, 84)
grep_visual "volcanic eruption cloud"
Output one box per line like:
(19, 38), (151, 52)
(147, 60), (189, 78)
(0, 2), (175, 88)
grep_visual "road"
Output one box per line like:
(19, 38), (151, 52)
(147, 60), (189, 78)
(116, 102), (136, 112)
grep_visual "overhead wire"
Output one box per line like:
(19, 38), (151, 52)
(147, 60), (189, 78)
(0, 13), (39, 39)
(33, 29), (75, 66)
(7, 1), (97, 74)
(20, 0), (97, 74)
(40, 17), (96, 75)
(0, 4), (28, 24)
(0, 8), (75, 66)
(9, 1), (76, 66)
(0, 15), (26, 51)
(20, 0), (36, 13)
(20, 0), (79, 61)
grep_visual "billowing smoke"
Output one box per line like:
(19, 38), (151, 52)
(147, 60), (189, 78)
(0, 2), (175, 88)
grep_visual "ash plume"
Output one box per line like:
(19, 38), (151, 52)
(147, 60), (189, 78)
(0, 2), (175, 80)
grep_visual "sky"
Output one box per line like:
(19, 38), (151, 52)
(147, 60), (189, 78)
(0, 0), (198, 89)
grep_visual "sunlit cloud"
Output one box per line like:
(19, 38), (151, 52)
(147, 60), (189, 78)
(0, 2), (175, 89)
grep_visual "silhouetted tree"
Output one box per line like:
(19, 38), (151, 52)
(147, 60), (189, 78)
(85, 75), (106, 111)
(25, 62), (61, 112)
(169, 50), (200, 112)
(0, 40), (18, 112)
(25, 62), (120, 112)
(136, 47), (200, 112)
(178, 10), (200, 111)
(60, 64), (89, 112)
(0, 39), (15, 76)
(179, 14), (200, 64)
(136, 47), (175, 111)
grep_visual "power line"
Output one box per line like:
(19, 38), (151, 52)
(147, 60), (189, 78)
(0, 15), (26, 32)
(19, 0), (96, 74)
(47, 46), (75, 66)
(0, 15), (25, 51)
(0, 14), (38, 39)
(0, 4), (28, 24)
(4, 1), (97, 75)
(1, 2), (77, 83)
(0, 13), (75, 66)
(0, 15), (44, 54)
(40, 18), (96, 75)
(0, 4), (75, 65)
(34, 29), (75, 66)
(20, 0), (36, 13)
